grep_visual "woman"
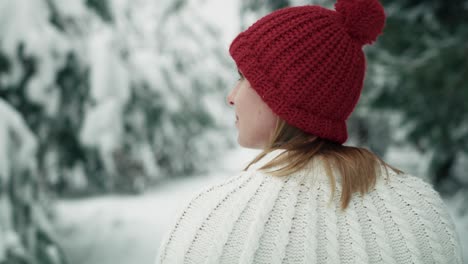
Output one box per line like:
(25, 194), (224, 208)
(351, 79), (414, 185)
(155, 0), (463, 263)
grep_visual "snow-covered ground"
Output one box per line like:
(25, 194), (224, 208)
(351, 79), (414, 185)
(53, 147), (467, 264)
(53, 147), (260, 264)
(54, 174), (218, 264)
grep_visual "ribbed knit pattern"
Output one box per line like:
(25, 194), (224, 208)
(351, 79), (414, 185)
(229, 0), (386, 144)
(155, 150), (463, 264)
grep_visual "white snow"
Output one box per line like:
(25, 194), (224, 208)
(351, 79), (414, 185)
(53, 147), (259, 264)
(0, 99), (38, 262)
(0, 99), (38, 180)
(0, 0), (70, 117)
(194, 0), (240, 47)
(80, 99), (125, 175)
(79, 24), (132, 176)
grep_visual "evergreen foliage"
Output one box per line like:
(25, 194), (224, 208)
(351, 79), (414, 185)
(371, 0), (468, 193)
(0, 0), (233, 262)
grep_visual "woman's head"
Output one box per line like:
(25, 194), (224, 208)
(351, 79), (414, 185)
(228, 0), (386, 145)
(225, 0), (402, 211)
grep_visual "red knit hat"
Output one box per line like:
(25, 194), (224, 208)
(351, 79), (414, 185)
(229, 0), (386, 144)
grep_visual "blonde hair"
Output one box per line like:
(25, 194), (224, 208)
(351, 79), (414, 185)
(244, 118), (403, 210)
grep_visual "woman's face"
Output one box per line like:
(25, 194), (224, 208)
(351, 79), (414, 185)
(226, 71), (278, 149)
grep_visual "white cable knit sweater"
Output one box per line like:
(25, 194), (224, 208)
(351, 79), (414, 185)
(155, 150), (463, 264)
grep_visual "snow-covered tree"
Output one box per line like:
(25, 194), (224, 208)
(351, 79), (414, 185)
(0, 0), (237, 259)
(0, 99), (66, 264)
(78, 0), (234, 189)
(369, 0), (468, 194)
(1, 0), (234, 194)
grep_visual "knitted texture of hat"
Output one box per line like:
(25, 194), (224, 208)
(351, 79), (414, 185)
(155, 150), (463, 264)
(229, 0), (386, 144)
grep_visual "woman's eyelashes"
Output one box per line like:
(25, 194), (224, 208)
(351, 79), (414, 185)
(237, 70), (244, 81)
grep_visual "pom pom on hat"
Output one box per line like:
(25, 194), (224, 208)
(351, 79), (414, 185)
(335, 0), (386, 45)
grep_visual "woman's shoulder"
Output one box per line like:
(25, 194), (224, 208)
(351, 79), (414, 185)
(168, 171), (259, 224)
(155, 170), (275, 263)
(375, 168), (447, 210)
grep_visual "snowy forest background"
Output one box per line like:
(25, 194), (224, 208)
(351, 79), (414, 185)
(0, 0), (467, 263)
